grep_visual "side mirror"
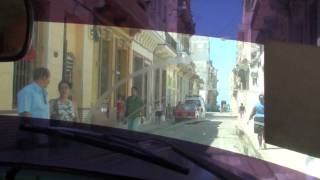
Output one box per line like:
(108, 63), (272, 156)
(0, 0), (33, 61)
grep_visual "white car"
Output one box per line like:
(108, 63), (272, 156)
(184, 96), (206, 120)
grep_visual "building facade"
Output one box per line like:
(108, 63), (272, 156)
(230, 0), (320, 114)
(206, 61), (218, 112)
(190, 35), (218, 111)
(0, 0), (201, 126)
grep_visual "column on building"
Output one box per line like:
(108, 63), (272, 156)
(153, 32), (177, 116)
(132, 30), (163, 121)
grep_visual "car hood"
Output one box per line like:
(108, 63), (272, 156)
(0, 116), (316, 180)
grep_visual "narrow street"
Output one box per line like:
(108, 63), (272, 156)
(146, 112), (259, 157)
(137, 112), (320, 179)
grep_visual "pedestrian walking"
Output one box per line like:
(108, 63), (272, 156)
(17, 67), (51, 146)
(248, 94), (266, 150)
(49, 81), (78, 123)
(239, 103), (246, 119)
(125, 87), (144, 130)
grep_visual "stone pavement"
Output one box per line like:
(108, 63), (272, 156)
(235, 116), (320, 179)
(130, 114), (320, 179)
(117, 116), (175, 133)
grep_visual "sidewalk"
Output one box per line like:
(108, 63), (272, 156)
(117, 116), (175, 133)
(235, 117), (320, 179)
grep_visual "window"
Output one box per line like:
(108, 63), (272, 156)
(98, 40), (110, 97)
(12, 61), (33, 108)
(116, 49), (128, 100)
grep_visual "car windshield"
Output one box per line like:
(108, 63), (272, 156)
(180, 103), (196, 110)
(0, 0), (319, 179)
(184, 100), (201, 107)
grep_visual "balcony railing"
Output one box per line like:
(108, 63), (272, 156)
(165, 32), (177, 52)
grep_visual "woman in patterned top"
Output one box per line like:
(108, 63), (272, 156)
(49, 81), (78, 122)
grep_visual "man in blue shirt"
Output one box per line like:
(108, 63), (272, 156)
(248, 94), (265, 149)
(17, 67), (50, 145)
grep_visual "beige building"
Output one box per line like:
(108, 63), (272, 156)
(0, 0), (198, 125)
(231, 41), (264, 116)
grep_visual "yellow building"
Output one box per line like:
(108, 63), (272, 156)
(59, 24), (139, 125)
(0, 22), (139, 124)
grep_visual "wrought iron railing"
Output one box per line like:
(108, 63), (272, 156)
(165, 32), (177, 52)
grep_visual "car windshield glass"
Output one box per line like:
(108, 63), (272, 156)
(20, 125), (190, 175)
(181, 104), (196, 110)
(0, 0), (319, 179)
(184, 100), (200, 106)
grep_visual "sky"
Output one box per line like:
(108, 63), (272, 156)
(190, 0), (243, 40)
(190, 0), (242, 105)
(210, 38), (237, 105)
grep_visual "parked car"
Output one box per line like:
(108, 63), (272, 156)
(175, 103), (200, 121)
(184, 96), (206, 120)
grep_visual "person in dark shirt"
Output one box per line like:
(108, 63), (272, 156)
(125, 87), (143, 130)
(239, 103), (246, 119)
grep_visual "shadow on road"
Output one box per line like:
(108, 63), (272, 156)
(155, 120), (222, 147)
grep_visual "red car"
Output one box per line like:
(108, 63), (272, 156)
(175, 103), (200, 121)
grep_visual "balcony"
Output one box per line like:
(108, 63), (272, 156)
(165, 32), (177, 52)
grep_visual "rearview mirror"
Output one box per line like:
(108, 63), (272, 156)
(0, 0), (33, 61)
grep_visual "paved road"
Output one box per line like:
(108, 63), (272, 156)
(148, 113), (258, 156)
(97, 111), (320, 179)
(143, 113), (320, 179)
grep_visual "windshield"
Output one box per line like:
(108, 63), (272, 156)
(178, 103), (196, 111)
(185, 100), (201, 107)
(0, 0), (319, 179)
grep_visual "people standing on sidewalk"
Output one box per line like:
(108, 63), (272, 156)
(17, 67), (51, 146)
(49, 81), (79, 124)
(155, 101), (163, 125)
(49, 81), (78, 146)
(125, 87), (144, 130)
(248, 94), (265, 149)
(239, 103), (246, 119)
(116, 95), (125, 124)
(166, 103), (172, 119)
